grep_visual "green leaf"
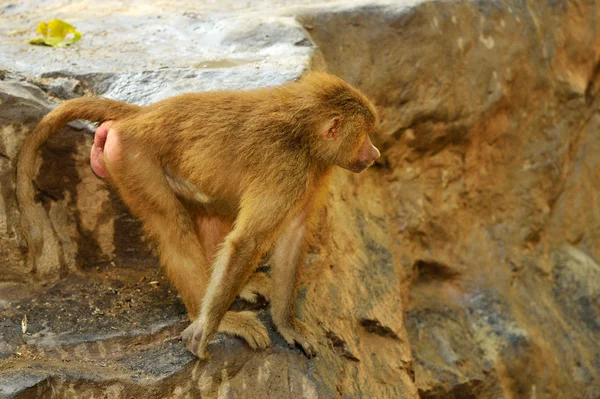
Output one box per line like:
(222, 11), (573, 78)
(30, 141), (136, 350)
(29, 19), (82, 48)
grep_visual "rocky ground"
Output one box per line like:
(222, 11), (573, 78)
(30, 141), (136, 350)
(1, 0), (600, 398)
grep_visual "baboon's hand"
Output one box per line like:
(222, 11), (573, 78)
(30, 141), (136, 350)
(181, 319), (210, 360)
(276, 319), (318, 358)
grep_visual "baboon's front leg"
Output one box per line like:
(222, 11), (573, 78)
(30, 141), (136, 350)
(182, 196), (288, 359)
(191, 211), (270, 351)
(270, 211), (317, 357)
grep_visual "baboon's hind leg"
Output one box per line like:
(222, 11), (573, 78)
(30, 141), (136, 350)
(106, 144), (209, 319)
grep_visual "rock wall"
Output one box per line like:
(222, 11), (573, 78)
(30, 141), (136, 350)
(303, 1), (600, 397)
(1, 0), (599, 398)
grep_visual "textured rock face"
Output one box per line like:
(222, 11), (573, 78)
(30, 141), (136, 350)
(1, 0), (600, 398)
(303, 1), (600, 397)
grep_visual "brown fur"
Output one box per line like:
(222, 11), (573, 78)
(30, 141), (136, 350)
(16, 72), (380, 359)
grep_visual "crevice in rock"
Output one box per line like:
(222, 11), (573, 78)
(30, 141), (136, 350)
(32, 180), (60, 203)
(359, 318), (400, 341)
(524, 230), (541, 246)
(419, 378), (485, 399)
(325, 330), (359, 362)
(412, 259), (460, 284)
(584, 59), (600, 104)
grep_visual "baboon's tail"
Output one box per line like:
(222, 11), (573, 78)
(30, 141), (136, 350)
(16, 97), (140, 273)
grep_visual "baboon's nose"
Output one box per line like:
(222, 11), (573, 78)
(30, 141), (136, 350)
(358, 135), (380, 164)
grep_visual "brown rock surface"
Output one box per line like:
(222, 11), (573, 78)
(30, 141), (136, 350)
(303, 1), (600, 397)
(1, 0), (600, 398)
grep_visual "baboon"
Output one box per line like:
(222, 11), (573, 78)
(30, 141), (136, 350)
(17, 72), (380, 358)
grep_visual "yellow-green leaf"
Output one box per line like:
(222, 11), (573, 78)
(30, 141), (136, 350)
(29, 19), (82, 48)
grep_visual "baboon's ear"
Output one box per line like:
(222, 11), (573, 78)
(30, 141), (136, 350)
(323, 116), (341, 139)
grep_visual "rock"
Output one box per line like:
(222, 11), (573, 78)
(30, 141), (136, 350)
(303, 0), (600, 397)
(0, 1), (311, 105)
(1, 0), (600, 397)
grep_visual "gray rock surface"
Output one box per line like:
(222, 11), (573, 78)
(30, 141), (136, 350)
(1, 0), (600, 398)
(0, 0), (320, 104)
